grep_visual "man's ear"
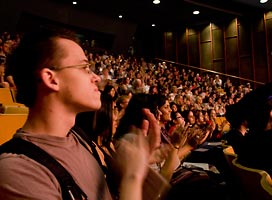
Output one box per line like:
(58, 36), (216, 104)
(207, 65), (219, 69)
(39, 68), (60, 91)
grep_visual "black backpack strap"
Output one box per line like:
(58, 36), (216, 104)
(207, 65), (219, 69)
(0, 138), (87, 200)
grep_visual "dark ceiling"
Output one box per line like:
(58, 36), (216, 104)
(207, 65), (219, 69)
(53, 0), (272, 30)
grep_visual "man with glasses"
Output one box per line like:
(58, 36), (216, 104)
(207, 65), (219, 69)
(0, 28), (160, 200)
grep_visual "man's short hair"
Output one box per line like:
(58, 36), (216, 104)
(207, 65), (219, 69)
(7, 28), (79, 107)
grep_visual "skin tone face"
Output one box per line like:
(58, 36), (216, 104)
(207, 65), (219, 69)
(210, 109), (217, 120)
(109, 88), (115, 97)
(197, 112), (204, 124)
(120, 98), (130, 109)
(175, 112), (185, 127)
(204, 112), (209, 122)
(187, 111), (195, 125)
(52, 38), (101, 113)
(159, 100), (172, 123)
(171, 104), (178, 112)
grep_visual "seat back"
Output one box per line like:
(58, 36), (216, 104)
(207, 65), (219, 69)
(0, 114), (28, 145)
(223, 145), (237, 170)
(9, 88), (17, 102)
(232, 158), (272, 200)
(261, 172), (272, 196)
(0, 88), (14, 104)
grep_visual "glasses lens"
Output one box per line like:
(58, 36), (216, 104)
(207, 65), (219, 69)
(89, 65), (96, 74)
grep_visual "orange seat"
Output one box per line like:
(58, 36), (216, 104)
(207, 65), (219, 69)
(261, 172), (272, 196)
(232, 158), (272, 200)
(223, 145), (237, 170)
(0, 114), (27, 145)
(0, 104), (29, 114)
(0, 88), (29, 114)
(0, 88), (14, 104)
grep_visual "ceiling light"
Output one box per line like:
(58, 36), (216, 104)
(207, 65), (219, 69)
(119, 15), (123, 19)
(153, 0), (160, 5)
(152, 24), (156, 27)
(72, 1), (77, 5)
(260, 0), (268, 3)
(193, 10), (200, 15)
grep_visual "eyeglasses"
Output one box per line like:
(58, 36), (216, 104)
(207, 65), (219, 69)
(50, 63), (94, 74)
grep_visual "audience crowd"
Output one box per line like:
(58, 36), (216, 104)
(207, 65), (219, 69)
(0, 30), (255, 150)
(0, 30), (263, 200)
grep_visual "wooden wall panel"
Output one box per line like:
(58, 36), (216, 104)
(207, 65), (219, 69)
(200, 25), (211, 41)
(225, 38), (239, 76)
(266, 15), (272, 82)
(213, 61), (225, 74)
(238, 20), (251, 56)
(200, 25), (212, 70)
(238, 20), (253, 80)
(212, 28), (224, 60)
(201, 42), (212, 70)
(164, 32), (176, 61)
(188, 33), (200, 67)
(252, 19), (268, 82)
(212, 23), (225, 73)
(240, 57), (253, 80)
(225, 19), (239, 76)
(177, 31), (188, 64)
(163, 12), (271, 84)
(225, 19), (237, 38)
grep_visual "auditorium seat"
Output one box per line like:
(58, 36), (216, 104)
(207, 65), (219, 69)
(261, 172), (272, 196)
(0, 104), (29, 114)
(0, 114), (27, 145)
(232, 157), (272, 200)
(0, 88), (14, 104)
(0, 88), (29, 114)
(223, 145), (237, 170)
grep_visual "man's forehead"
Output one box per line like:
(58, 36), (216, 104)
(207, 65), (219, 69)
(56, 38), (86, 60)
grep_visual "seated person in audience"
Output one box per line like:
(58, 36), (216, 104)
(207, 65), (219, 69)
(0, 28), (155, 200)
(115, 94), (177, 181)
(156, 94), (173, 142)
(131, 78), (145, 94)
(103, 83), (117, 99)
(237, 82), (272, 175)
(168, 111), (186, 136)
(213, 75), (222, 89)
(149, 85), (158, 95)
(76, 92), (169, 199)
(99, 67), (112, 90)
(170, 101), (179, 113)
(223, 103), (248, 155)
(194, 110), (205, 126)
(182, 110), (196, 128)
(75, 92), (127, 199)
(194, 95), (204, 110)
(76, 92), (117, 156)
(173, 93), (184, 109)
(115, 93), (210, 182)
(115, 94), (131, 121)
(207, 108), (225, 141)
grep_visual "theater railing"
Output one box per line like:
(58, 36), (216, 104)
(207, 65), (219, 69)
(154, 58), (265, 88)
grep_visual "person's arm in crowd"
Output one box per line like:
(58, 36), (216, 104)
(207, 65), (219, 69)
(115, 108), (162, 200)
(116, 135), (148, 200)
(6, 75), (16, 88)
(159, 148), (180, 181)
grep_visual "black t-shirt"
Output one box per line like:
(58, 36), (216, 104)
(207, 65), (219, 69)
(224, 128), (244, 155)
(238, 130), (272, 176)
